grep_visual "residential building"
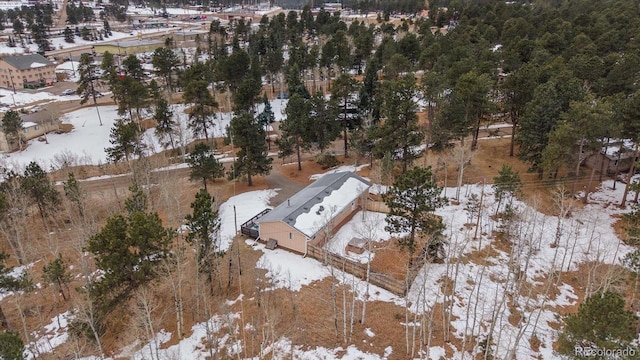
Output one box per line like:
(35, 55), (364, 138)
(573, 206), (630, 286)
(255, 172), (371, 254)
(0, 54), (56, 90)
(0, 119), (60, 152)
(585, 140), (636, 176)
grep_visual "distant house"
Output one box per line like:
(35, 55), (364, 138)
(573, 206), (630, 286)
(0, 54), (56, 90)
(256, 172), (371, 254)
(584, 140), (636, 176)
(0, 119), (60, 152)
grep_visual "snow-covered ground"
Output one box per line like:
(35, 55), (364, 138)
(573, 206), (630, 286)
(0, 98), (287, 171)
(11, 165), (636, 359)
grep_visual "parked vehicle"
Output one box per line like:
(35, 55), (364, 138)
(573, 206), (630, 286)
(61, 89), (76, 96)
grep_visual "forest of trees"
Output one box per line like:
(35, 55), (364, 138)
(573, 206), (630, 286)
(3, 0), (640, 358)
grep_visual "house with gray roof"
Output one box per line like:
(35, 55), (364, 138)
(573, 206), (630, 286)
(0, 54), (56, 89)
(256, 171), (371, 254)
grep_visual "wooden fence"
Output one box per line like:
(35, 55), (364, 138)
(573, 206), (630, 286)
(306, 244), (408, 296)
(365, 200), (389, 213)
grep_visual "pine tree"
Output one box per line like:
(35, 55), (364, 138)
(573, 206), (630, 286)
(106, 118), (144, 163)
(331, 73), (360, 157)
(153, 98), (175, 150)
(372, 74), (423, 173)
(124, 184), (147, 215)
(21, 161), (61, 221)
(77, 53), (103, 126)
(103, 19), (111, 36)
(63, 172), (84, 216)
(42, 254), (72, 301)
(12, 18), (22, 34)
(0, 252), (32, 329)
(384, 166), (447, 263)
(86, 207), (173, 310)
(0, 331), (24, 359)
(63, 26), (74, 43)
(114, 55), (148, 121)
(100, 51), (118, 94)
(256, 93), (276, 148)
(185, 189), (220, 294)
(309, 92), (340, 153)
(278, 93), (313, 171)
(229, 111), (272, 186)
(182, 78), (217, 141)
(151, 47), (179, 92)
(557, 291), (638, 357)
(2, 110), (23, 150)
(187, 143), (224, 191)
(492, 165), (521, 215)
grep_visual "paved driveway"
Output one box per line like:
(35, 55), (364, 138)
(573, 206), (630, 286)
(263, 165), (305, 207)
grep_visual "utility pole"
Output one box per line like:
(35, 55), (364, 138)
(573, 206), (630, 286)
(7, 68), (16, 95)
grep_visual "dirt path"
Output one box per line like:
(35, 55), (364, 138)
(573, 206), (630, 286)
(56, 0), (68, 29)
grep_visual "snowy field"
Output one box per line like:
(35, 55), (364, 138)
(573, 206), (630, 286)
(0, 98), (288, 171)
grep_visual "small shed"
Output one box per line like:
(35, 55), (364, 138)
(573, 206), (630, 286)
(346, 237), (368, 254)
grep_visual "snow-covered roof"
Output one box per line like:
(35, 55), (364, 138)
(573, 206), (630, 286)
(259, 171), (371, 238)
(22, 121), (37, 128)
(2, 54), (53, 70)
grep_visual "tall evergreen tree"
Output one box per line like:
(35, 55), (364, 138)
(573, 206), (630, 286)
(182, 78), (217, 141)
(63, 172), (84, 217)
(0, 252), (32, 329)
(114, 55), (148, 120)
(151, 47), (179, 93)
(2, 110), (23, 150)
(0, 331), (24, 360)
(86, 206), (173, 310)
(153, 98), (175, 150)
(20, 161), (60, 221)
(384, 166), (447, 263)
(185, 189), (220, 294)
(77, 53), (103, 126)
(309, 92), (340, 153)
(42, 254), (72, 300)
(517, 73), (583, 177)
(331, 73), (360, 157)
(63, 26), (74, 43)
(187, 143), (224, 191)
(557, 291), (638, 358)
(105, 118), (143, 163)
(229, 111), (272, 186)
(492, 165), (522, 215)
(373, 74), (423, 173)
(278, 93), (313, 171)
